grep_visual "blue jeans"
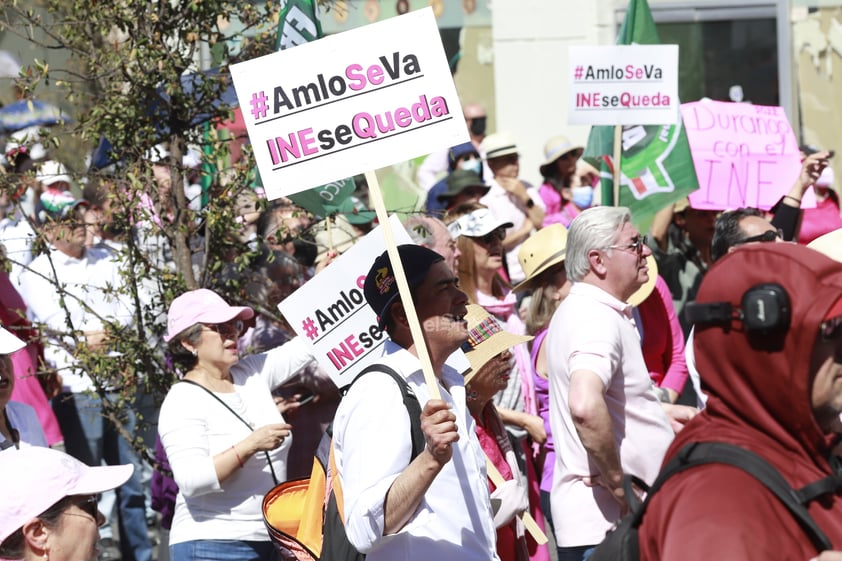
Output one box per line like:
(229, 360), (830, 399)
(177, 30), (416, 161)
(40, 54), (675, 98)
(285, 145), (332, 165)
(557, 545), (596, 561)
(53, 391), (153, 561)
(170, 540), (278, 561)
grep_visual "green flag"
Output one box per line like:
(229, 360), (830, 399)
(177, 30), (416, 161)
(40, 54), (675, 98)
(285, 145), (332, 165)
(583, 0), (698, 231)
(275, 0), (323, 50)
(267, 1), (358, 219)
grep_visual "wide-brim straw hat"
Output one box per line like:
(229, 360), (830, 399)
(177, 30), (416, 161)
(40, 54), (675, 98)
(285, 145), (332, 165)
(539, 135), (584, 176)
(463, 304), (532, 384)
(512, 224), (569, 293)
(627, 255), (658, 307)
(480, 131), (519, 160)
(807, 228), (842, 262)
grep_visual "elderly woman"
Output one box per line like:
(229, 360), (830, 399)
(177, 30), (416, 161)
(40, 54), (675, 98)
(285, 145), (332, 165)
(446, 205), (545, 447)
(0, 446), (133, 561)
(0, 326), (47, 451)
(159, 288), (313, 561)
(463, 304), (547, 561)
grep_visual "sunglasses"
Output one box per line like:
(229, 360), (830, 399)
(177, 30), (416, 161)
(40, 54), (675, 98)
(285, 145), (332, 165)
(204, 319), (244, 339)
(737, 228), (783, 245)
(474, 228), (506, 245)
(603, 235), (648, 256)
(64, 495), (99, 520)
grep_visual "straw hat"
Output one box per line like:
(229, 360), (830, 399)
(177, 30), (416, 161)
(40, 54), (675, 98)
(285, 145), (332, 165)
(480, 132), (519, 160)
(538, 135), (584, 177)
(314, 214), (357, 263)
(627, 255), (658, 307)
(462, 304), (532, 383)
(807, 228), (842, 262)
(512, 224), (568, 293)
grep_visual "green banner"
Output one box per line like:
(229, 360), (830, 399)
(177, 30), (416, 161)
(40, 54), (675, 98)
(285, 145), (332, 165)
(275, 0), (323, 50)
(583, 0), (699, 231)
(287, 177), (357, 217)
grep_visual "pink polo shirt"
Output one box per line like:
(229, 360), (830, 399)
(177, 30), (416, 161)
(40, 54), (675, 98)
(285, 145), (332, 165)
(546, 282), (673, 547)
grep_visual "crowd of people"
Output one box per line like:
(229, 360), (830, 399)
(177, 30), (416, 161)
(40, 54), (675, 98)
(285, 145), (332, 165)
(2, 95), (842, 561)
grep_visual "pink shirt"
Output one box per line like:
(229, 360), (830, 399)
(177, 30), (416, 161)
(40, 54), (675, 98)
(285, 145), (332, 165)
(797, 194), (842, 245)
(546, 282), (673, 546)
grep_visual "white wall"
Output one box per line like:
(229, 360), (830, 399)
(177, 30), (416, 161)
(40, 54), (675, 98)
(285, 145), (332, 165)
(490, 0), (618, 186)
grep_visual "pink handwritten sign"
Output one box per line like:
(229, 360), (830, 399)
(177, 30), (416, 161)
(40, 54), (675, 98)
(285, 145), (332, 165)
(680, 100), (814, 210)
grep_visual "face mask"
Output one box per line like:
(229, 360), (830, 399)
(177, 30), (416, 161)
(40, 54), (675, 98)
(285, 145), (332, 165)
(459, 159), (482, 175)
(571, 186), (594, 209)
(469, 116), (487, 137)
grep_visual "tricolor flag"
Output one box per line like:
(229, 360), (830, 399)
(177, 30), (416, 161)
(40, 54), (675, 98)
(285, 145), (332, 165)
(583, 0), (699, 229)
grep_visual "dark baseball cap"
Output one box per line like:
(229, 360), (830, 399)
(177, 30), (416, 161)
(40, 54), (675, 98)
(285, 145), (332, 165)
(364, 245), (444, 330)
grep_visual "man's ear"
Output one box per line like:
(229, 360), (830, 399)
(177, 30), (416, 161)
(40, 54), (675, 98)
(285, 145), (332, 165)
(587, 248), (608, 276)
(390, 301), (409, 330)
(22, 517), (50, 555)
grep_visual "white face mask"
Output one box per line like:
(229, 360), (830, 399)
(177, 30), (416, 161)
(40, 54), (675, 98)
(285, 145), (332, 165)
(571, 186), (594, 209)
(459, 159), (482, 176)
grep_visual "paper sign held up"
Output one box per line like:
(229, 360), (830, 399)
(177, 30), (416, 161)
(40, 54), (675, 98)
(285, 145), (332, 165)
(230, 8), (469, 201)
(568, 45), (679, 126)
(681, 100), (814, 211)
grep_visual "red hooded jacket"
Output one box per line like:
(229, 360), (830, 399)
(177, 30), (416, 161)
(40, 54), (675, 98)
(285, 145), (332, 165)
(639, 244), (842, 560)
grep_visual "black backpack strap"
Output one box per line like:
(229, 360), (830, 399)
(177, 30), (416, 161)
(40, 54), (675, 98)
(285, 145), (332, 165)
(650, 442), (832, 551)
(346, 364), (425, 460)
(795, 455), (842, 503)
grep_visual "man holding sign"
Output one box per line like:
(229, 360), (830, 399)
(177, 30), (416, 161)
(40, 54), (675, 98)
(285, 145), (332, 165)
(333, 245), (500, 561)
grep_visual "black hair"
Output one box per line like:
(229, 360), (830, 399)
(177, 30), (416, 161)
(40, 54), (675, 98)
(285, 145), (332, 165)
(711, 207), (765, 262)
(166, 324), (204, 372)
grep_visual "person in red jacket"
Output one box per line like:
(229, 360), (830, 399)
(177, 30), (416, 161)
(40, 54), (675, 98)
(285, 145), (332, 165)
(638, 243), (842, 561)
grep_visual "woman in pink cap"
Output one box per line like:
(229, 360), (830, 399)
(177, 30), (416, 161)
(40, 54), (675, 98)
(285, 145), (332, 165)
(158, 288), (314, 561)
(0, 446), (133, 561)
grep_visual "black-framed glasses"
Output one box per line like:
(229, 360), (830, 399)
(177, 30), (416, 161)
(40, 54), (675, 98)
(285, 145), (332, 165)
(737, 228), (783, 245)
(603, 235), (648, 256)
(203, 319), (244, 339)
(473, 228), (505, 245)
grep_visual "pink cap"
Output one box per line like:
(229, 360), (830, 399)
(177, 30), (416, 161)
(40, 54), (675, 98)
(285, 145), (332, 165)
(164, 288), (254, 343)
(0, 447), (133, 543)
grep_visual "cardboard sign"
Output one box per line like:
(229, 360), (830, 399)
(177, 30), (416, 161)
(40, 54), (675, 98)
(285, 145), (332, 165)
(568, 45), (679, 126)
(277, 216), (467, 388)
(230, 8), (469, 200)
(681, 101), (814, 210)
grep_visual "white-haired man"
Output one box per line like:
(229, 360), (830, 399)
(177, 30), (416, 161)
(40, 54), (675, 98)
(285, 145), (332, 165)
(546, 206), (694, 561)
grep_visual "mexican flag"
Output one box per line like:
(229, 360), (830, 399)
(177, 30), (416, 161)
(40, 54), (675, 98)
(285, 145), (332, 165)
(583, 0), (699, 229)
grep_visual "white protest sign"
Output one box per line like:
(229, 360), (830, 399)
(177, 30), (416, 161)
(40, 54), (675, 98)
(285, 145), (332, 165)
(230, 8), (469, 200)
(568, 45), (679, 126)
(278, 215), (467, 388)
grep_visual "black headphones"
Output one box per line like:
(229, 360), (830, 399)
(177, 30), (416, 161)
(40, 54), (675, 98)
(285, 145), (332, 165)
(685, 283), (791, 335)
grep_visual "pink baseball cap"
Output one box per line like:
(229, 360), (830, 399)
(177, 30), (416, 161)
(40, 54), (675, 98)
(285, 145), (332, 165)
(0, 447), (133, 543)
(164, 288), (254, 343)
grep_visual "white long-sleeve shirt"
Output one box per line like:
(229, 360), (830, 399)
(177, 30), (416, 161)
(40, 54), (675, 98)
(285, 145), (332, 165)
(158, 337), (313, 544)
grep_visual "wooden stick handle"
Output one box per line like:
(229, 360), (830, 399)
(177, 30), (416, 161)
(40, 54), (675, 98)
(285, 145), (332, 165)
(485, 458), (548, 544)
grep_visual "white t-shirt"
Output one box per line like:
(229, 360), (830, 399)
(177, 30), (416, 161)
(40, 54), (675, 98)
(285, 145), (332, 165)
(547, 282), (673, 547)
(158, 337), (313, 544)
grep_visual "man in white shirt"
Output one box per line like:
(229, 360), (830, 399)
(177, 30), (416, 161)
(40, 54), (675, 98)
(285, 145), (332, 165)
(333, 244), (500, 561)
(546, 206), (693, 561)
(18, 189), (152, 561)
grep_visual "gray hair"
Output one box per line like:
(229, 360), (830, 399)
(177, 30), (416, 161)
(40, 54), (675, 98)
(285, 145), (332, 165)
(565, 206), (631, 282)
